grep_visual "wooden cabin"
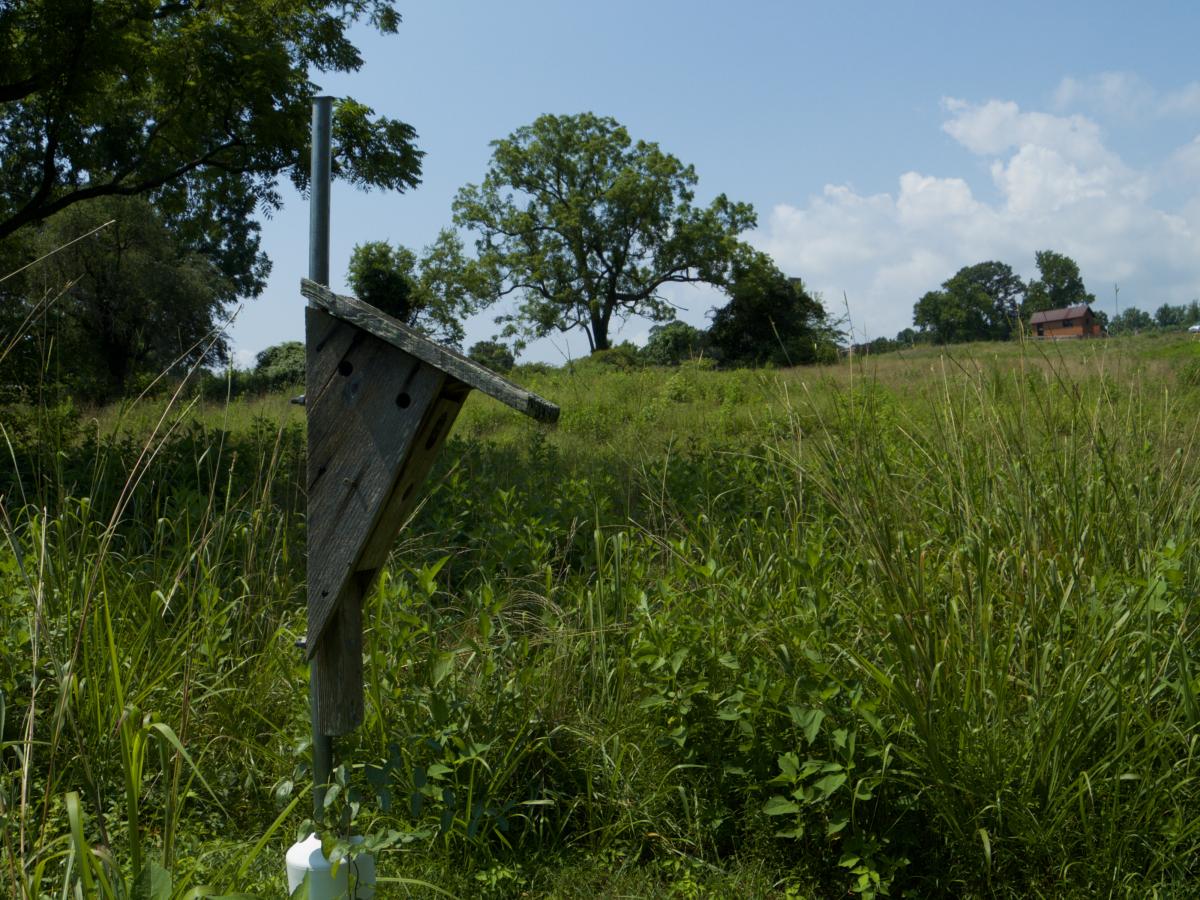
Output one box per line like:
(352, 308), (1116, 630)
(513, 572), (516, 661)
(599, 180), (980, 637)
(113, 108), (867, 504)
(1029, 304), (1104, 339)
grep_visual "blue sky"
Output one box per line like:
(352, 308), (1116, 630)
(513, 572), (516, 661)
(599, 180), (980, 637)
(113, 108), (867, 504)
(231, 0), (1200, 363)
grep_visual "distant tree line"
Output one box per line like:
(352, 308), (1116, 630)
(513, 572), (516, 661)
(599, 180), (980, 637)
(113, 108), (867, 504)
(224, 263), (838, 396)
(913, 251), (1097, 344)
(854, 250), (1200, 355)
(1109, 301), (1200, 333)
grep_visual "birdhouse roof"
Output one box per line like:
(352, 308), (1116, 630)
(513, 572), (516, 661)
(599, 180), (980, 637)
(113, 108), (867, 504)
(301, 278), (559, 423)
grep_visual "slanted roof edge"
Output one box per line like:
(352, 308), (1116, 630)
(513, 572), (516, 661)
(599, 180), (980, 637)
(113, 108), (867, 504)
(1030, 304), (1092, 324)
(301, 279), (560, 423)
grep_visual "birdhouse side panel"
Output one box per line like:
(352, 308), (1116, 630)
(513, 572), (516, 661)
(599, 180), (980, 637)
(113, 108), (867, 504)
(305, 307), (445, 648)
(356, 383), (468, 570)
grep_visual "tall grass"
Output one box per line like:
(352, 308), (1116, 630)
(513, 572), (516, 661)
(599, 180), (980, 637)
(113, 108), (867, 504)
(1, 335), (1199, 896)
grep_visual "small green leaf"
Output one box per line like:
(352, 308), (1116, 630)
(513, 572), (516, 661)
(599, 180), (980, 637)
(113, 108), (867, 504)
(133, 862), (172, 900)
(763, 796), (801, 816)
(814, 772), (847, 799)
(777, 752), (799, 779)
(431, 652), (455, 687)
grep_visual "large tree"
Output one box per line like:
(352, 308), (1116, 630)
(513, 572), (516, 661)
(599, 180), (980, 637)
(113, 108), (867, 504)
(0, 0), (423, 294)
(1023, 250), (1095, 316)
(452, 113), (756, 352)
(708, 253), (837, 367)
(913, 261), (1025, 344)
(32, 196), (231, 398)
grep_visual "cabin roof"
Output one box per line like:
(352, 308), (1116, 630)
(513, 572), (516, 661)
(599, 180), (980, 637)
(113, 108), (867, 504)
(301, 278), (559, 423)
(1029, 304), (1092, 324)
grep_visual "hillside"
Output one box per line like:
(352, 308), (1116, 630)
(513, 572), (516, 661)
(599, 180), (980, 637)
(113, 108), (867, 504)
(3, 333), (1200, 897)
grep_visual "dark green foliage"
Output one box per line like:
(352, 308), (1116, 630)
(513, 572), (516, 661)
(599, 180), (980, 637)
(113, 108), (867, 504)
(1153, 302), (1200, 329)
(708, 254), (838, 366)
(346, 231), (483, 346)
(347, 241), (418, 322)
(641, 321), (708, 366)
(1110, 306), (1154, 333)
(21, 196), (231, 399)
(1023, 249), (1095, 316)
(467, 340), (516, 374)
(914, 260), (1025, 343)
(0, 0), (421, 293)
(453, 113), (756, 351)
(254, 341), (305, 388)
(913, 288), (983, 344)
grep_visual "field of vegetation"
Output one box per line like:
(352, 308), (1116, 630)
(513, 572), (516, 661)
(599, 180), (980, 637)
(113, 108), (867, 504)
(3, 334), (1200, 897)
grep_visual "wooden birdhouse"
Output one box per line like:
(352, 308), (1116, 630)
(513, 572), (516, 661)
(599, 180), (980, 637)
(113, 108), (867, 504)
(300, 278), (559, 737)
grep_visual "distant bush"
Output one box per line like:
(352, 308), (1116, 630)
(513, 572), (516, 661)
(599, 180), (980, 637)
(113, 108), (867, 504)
(578, 342), (642, 371)
(511, 361), (553, 378)
(254, 341), (305, 388)
(642, 321), (709, 366)
(467, 340), (516, 374)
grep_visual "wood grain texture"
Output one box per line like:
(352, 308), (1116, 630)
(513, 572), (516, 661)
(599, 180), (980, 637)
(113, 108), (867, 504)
(302, 278), (559, 424)
(357, 383), (467, 570)
(312, 578), (364, 735)
(306, 307), (444, 650)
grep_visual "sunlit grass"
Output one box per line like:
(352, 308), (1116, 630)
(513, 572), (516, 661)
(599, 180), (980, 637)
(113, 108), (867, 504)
(2, 331), (1199, 896)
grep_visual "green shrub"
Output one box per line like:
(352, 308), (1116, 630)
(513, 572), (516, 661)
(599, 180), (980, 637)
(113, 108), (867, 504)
(468, 339), (516, 374)
(254, 340), (305, 387)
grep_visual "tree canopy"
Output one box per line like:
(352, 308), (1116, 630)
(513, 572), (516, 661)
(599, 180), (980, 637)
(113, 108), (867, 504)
(32, 196), (231, 397)
(912, 253), (1099, 344)
(466, 340), (515, 374)
(346, 231), (485, 346)
(642, 321), (709, 366)
(1109, 306), (1153, 333)
(0, 0), (423, 295)
(1024, 250), (1095, 316)
(708, 254), (837, 366)
(452, 113), (756, 352)
(913, 261), (1025, 344)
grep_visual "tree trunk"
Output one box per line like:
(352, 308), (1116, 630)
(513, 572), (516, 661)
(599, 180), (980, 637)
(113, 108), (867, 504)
(590, 310), (610, 351)
(590, 300), (615, 352)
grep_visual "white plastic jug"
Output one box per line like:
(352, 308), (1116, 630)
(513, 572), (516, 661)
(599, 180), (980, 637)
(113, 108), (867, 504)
(285, 834), (375, 898)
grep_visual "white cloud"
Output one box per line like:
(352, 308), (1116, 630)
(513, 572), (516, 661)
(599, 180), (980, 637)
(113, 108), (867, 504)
(896, 172), (979, 225)
(1159, 83), (1200, 116)
(941, 98), (1113, 166)
(1053, 71), (1200, 120)
(753, 96), (1200, 338)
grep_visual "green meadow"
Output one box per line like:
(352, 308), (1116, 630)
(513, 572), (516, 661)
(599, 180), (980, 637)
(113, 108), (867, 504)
(3, 334), (1200, 897)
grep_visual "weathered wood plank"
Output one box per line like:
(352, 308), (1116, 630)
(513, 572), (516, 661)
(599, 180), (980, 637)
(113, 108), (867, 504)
(306, 307), (445, 650)
(357, 383), (468, 570)
(301, 278), (560, 424)
(312, 577), (364, 735)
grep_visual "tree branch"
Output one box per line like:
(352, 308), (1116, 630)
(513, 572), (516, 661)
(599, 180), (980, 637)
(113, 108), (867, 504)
(0, 136), (244, 241)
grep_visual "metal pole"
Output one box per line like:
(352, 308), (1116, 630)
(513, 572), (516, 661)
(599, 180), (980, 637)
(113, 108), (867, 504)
(309, 96), (333, 292)
(309, 95), (334, 822)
